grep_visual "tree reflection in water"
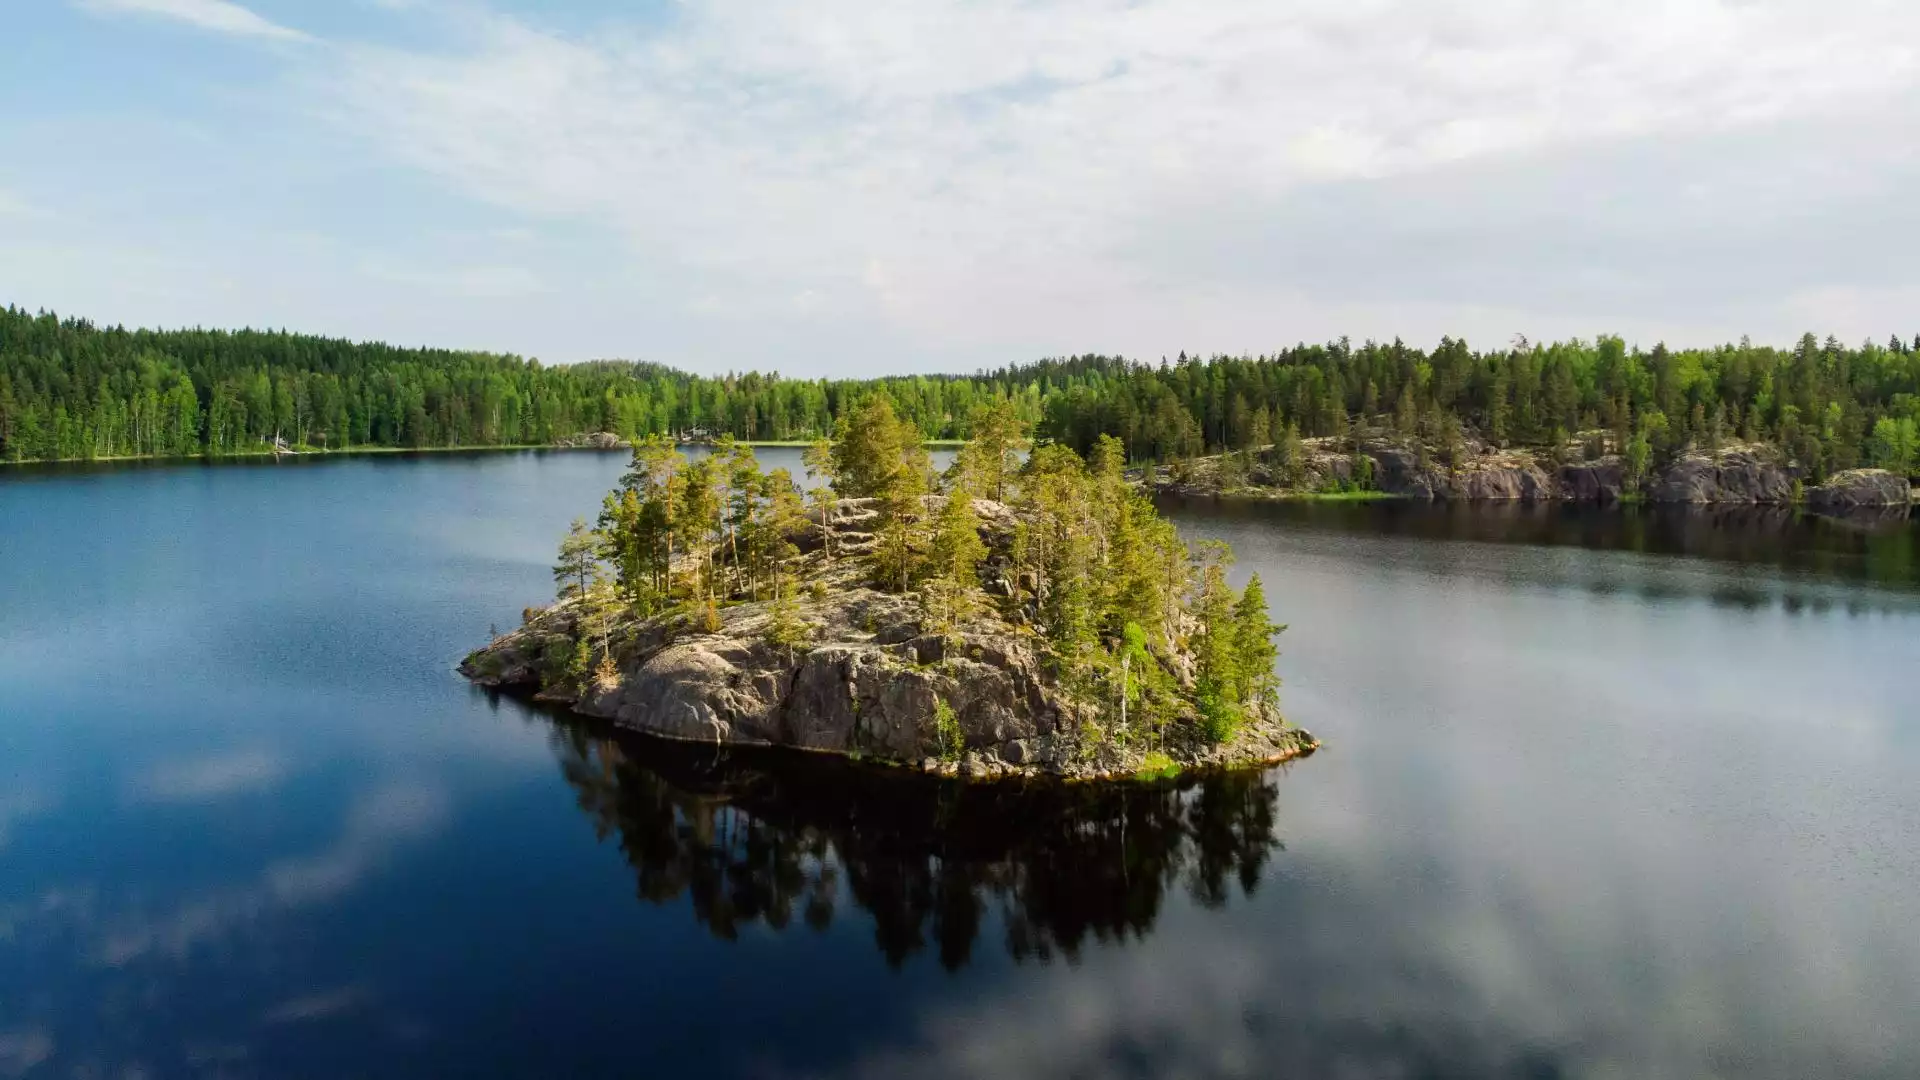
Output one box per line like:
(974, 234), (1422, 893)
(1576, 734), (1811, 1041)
(547, 716), (1289, 971)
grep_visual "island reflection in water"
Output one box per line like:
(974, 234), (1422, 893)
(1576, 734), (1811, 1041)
(542, 711), (1291, 971)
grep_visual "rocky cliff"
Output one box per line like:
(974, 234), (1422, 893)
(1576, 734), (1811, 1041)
(1806, 469), (1915, 510)
(1150, 432), (1913, 510)
(464, 499), (1316, 780)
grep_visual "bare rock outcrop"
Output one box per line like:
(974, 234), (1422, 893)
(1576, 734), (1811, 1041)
(1557, 458), (1625, 502)
(1142, 434), (1845, 507)
(1806, 469), (1913, 510)
(554, 431), (630, 450)
(1646, 445), (1796, 504)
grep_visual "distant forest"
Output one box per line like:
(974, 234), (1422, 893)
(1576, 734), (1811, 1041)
(3, 306), (1918, 479)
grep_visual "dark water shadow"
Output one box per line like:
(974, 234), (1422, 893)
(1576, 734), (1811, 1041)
(538, 710), (1289, 973)
(1158, 496), (1920, 592)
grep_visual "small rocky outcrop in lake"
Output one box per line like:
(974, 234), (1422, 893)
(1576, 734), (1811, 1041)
(469, 413), (1315, 781)
(468, 498), (1311, 779)
(554, 431), (631, 450)
(1806, 469), (1914, 509)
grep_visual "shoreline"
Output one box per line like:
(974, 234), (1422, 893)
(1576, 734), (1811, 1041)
(1139, 434), (1915, 511)
(479, 676), (1320, 784)
(0, 443), (590, 468)
(1, 438), (968, 469)
(1148, 480), (1915, 512)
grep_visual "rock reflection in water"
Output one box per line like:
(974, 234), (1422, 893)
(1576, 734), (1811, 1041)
(1161, 496), (1919, 588)
(547, 716), (1286, 971)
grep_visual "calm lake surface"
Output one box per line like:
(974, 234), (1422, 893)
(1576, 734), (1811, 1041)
(2, 450), (1917, 1079)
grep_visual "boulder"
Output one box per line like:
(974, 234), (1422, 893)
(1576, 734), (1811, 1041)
(555, 431), (630, 450)
(1444, 459), (1555, 501)
(1647, 446), (1796, 504)
(1365, 446), (1442, 499)
(1806, 469), (1913, 510)
(1558, 459), (1624, 502)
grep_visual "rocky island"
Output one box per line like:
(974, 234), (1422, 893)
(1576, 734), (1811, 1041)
(464, 399), (1316, 780)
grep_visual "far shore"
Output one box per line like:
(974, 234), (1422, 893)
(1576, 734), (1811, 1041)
(0, 438), (969, 469)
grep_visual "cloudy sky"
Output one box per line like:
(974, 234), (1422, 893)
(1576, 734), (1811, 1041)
(3, 0), (1916, 374)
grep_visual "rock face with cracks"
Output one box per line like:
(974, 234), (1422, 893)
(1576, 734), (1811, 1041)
(1805, 469), (1913, 510)
(1149, 430), (1912, 511)
(462, 498), (1316, 780)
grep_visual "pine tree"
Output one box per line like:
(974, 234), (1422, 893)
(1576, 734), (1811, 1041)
(920, 489), (988, 634)
(956, 398), (1028, 501)
(801, 437), (837, 562)
(1278, 423), (1307, 488)
(1189, 546), (1242, 743)
(764, 569), (811, 661)
(681, 456), (723, 603)
(554, 518), (604, 599)
(874, 444), (930, 592)
(832, 394), (910, 498)
(1230, 574), (1282, 711)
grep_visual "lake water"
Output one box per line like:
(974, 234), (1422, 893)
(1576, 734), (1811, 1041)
(2, 450), (1917, 1079)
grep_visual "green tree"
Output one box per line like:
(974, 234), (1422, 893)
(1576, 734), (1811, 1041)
(832, 394), (911, 499)
(1230, 574), (1282, 711)
(955, 398), (1028, 501)
(1624, 431), (1652, 495)
(554, 518), (604, 599)
(1276, 423), (1307, 489)
(802, 437), (838, 562)
(1188, 545), (1242, 743)
(874, 441), (931, 592)
(1869, 417), (1919, 476)
(920, 489), (988, 634)
(930, 697), (964, 762)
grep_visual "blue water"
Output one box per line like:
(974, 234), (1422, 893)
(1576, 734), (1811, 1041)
(2, 451), (1916, 1078)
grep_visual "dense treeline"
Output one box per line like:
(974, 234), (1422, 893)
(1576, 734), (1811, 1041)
(6, 305), (1917, 479)
(1034, 335), (1920, 480)
(0, 307), (1042, 462)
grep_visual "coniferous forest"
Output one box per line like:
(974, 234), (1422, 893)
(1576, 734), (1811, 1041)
(4, 306), (1918, 481)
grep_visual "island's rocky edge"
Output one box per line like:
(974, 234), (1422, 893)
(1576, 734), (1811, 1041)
(464, 498), (1318, 781)
(1145, 430), (1914, 508)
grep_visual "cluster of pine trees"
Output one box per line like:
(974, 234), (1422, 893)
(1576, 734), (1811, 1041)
(554, 399), (1281, 747)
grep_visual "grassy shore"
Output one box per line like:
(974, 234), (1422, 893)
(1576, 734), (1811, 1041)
(1163, 484), (1407, 503)
(1279, 489), (1407, 502)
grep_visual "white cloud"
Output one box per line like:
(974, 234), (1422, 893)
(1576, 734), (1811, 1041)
(131, 748), (288, 803)
(260, 985), (369, 1025)
(18, 0), (1919, 369)
(0, 1029), (55, 1079)
(306, 0), (1920, 365)
(0, 790), (51, 852)
(359, 257), (549, 299)
(77, 0), (310, 42)
(88, 778), (449, 966)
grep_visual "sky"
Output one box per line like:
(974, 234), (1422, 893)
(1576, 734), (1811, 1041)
(2, 0), (1917, 375)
